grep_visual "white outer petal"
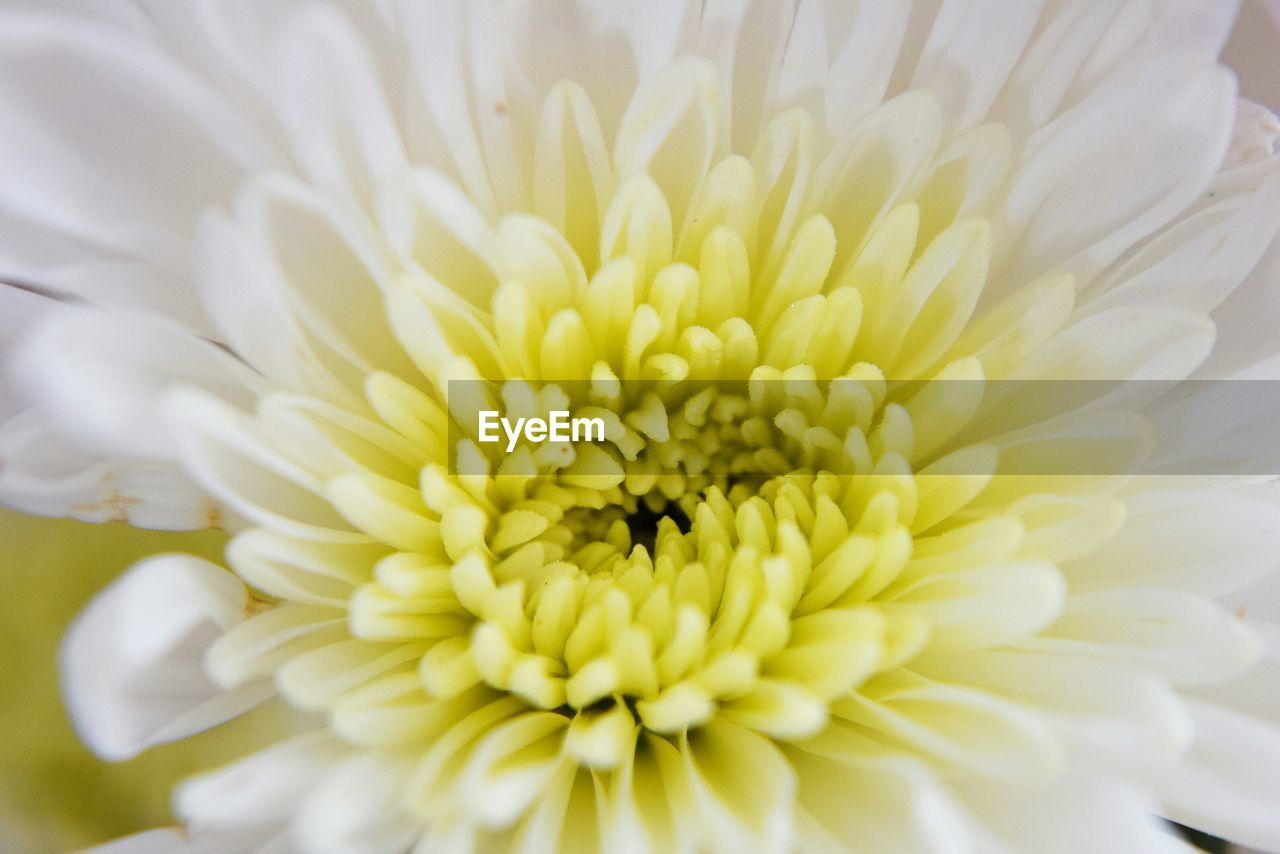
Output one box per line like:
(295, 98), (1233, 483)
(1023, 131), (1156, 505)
(0, 284), (61, 420)
(959, 770), (1189, 854)
(787, 747), (981, 854)
(698, 0), (796, 153)
(77, 827), (279, 854)
(292, 753), (421, 854)
(1197, 99), (1280, 380)
(11, 307), (264, 459)
(917, 650), (1193, 775)
(0, 410), (232, 530)
(1195, 619), (1280, 728)
(819, 2), (913, 140)
(907, 0), (1044, 135)
(996, 56), (1236, 292)
(1157, 699), (1280, 851)
(165, 388), (366, 541)
(1024, 588), (1262, 688)
(274, 4), (407, 197)
(176, 732), (351, 838)
(61, 554), (271, 761)
(1065, 487), (1280, 597)
(0, 9), (272, 275)
(504, 0), (698, 152)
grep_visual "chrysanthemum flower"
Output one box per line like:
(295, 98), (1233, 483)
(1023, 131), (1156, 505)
(3, 1), (1280, 852)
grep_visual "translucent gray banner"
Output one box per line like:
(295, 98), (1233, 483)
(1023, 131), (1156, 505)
(443, 379), (1280, 477)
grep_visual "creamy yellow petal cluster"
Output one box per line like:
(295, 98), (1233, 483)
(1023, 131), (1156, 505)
(185, 96), (1081, 839)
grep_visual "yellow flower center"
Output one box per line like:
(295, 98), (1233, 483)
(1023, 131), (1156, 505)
(205, 94), (1074, 828)
(315, 134), (1005, 748)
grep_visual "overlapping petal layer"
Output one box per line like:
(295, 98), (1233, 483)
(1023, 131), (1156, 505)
(2, 2), (1280, 852)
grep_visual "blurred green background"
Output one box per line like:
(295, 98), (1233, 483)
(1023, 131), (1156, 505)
(0, 508), (281, 853)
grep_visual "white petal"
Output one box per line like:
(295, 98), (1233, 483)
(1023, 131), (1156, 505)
(579, 0), (698, 81)
(128, 0), (299, 119)
(276, 639), (430, 711)
(274, 4), (407, 197)
(227, 526), (377, 608)
(61, 554), (270, 761)
(292, 752), (420, 854)
(0, 410), (230, 530)
(835, 672), (1064, 781)
(457, 712), (569, 829)
(196, 189), (375, 407)
(0, 184), (211, 334)
(377, 168), (500, 318)
(205, 604), (348, 691)
(698, 0), (796, 153)
(452, 0), (535, 215)
(532, 81), (615, 270)
(0, 0), (151, 31)
(11, 307), (263, 459)
(484, 17), (557, 143)
(166, 388), (366, 542)
(890, 561), (1066, 651)
(990, 0), (1142, 142)
(1224, 526), (1280, 621)
(1066, 1), (1237, 118)
(0, 284), (61, 420)
(614, 57), (721, 233)
(1007, 306), (1214, 381)
(1082, 161), (1280, 315)
(812, 90), (943, 272)
(505, 0), (698, 139)
(786, 747), (978, 854)
(913, 123), (1013, 247)
(80, 827), (271, 854)
(0, 201), (101, 277)
(0, 10), (271, 265)
(678, 720), (796, 851)
(907, 0), (1044, 134)
(1193, 619), (1280, 726)
(1024, 588), (1262, 687)
(195, 209), (319, 395)
(20, 257), (214, 335)
(400, 0), (528, 217)
(509, 760), (602, 854)
(749, 108), (817, 271)
(819, 2), (913, 140)
(1065, 487), (1280, 596)
(1157, 699), (1280, 851)
(602, 731), (692, 854)
(991, 0), (1236, 142)
(918, 650), (1192, 774)
(233, 178), (415, 380)
(1197, 102), (1280, 380)
(995, 55), (1235, 291)
(1201, 228), (1280, 380)
(960, 771), (1188, 854)
(176, 732), (349, 835)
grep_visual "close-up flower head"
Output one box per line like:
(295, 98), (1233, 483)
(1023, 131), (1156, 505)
(3, 1), (1280, 852)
